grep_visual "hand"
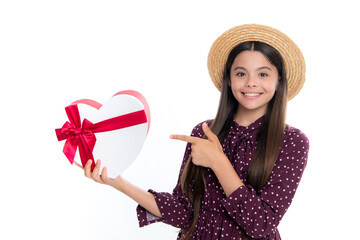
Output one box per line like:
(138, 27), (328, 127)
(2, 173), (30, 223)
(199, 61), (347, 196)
(170, 122), (225, 169)
(82, 159), (124, 191)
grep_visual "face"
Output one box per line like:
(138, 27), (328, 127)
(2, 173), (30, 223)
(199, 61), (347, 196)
(229, 50), (279, 118)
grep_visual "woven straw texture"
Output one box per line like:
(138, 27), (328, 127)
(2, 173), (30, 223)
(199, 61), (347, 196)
(207, 24), (305, 100)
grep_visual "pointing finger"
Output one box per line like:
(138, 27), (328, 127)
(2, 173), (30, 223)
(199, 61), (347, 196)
(170, 134), (198, 144)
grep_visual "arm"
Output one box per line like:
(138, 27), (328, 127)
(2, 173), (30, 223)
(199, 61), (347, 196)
(171, 123), (309, 238)
(136, 141), (194, 228)
(84, 124), (199, 229)
(211, 153), (245, 197)
(83, 160), (162, 218)
(220, 128), (310, 238)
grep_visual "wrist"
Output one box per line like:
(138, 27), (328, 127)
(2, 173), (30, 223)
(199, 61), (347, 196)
(210, 152), (228, 172)
(109, 175), (125, 192)
(211, 153), (245, 197)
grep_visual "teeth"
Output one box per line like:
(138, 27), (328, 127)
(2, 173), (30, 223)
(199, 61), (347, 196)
(244, 93), (260, 97)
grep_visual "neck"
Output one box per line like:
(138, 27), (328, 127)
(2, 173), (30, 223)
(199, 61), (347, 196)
(233, 104), (267, 127)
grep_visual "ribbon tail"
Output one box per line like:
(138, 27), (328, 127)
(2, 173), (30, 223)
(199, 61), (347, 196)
(78, 135), (96, 171)
(62, 138), (77, 164)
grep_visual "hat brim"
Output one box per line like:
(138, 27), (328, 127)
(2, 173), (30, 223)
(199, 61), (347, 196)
(207, 24), (305, 100)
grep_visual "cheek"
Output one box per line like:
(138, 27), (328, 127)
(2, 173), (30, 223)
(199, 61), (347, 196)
(230, 83), (242, 96)
(265, 79), (279, 92)
(229, 78), (242, 90)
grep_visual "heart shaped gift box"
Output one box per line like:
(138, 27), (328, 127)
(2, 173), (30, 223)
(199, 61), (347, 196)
(56, 90), (150, 178)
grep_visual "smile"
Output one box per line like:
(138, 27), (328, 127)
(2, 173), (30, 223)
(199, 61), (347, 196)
(242, 92), (263, 99)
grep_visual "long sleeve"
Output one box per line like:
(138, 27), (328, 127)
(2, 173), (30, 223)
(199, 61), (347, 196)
(221, 126), (310, 238)
(136, 127), (198, 228)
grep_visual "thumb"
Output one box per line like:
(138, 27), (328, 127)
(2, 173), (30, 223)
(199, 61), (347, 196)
(202, 122), (218, 142)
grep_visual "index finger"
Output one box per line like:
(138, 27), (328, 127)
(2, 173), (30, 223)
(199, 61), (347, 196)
(170, 134), (198, 144)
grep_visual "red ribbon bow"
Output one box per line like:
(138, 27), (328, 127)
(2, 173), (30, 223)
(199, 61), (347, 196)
(56, 104), (147, 171)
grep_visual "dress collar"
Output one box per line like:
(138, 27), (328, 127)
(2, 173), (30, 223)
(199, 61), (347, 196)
(228, 115), (265, 137)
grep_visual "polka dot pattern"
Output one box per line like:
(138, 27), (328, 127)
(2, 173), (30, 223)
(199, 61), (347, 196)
(136, 116), (309, 239)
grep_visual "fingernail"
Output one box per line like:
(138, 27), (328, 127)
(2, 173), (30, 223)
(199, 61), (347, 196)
(169, 135), (174, 139)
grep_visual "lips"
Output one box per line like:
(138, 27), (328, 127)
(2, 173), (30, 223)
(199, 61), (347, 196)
(241, 92), (263, 99)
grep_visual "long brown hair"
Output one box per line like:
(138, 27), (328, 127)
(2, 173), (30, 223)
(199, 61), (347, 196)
(180, 41), (287, 240)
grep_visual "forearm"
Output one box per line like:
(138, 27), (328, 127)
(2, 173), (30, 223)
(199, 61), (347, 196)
(211, 154), (244, 197)
(83, 160), (163, 219)
(212, 156), (276, 237)
(222, 186), (278, 238)
(110, 177), (162, 218)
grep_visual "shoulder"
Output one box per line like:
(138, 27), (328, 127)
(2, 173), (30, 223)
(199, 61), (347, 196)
(283, 124), (310, 150)
(280, 124), (310, 163)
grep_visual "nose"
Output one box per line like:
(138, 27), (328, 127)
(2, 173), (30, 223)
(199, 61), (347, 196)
(246, 75), (257, 87)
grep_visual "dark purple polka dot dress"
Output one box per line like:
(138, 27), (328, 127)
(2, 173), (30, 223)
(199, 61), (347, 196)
(137, 116), (309, 239)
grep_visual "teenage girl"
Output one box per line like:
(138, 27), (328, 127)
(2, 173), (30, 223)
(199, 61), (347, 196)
(82, 24), (309, 240)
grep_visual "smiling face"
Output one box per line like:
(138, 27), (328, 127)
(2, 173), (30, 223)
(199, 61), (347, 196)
(229, 50), (279, 121)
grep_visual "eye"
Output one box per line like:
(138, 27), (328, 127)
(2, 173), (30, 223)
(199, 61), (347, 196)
(259, 72), (268, 77)
(236, 72), (246, 77)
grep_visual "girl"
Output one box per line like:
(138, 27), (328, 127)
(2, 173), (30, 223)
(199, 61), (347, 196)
(83, 24), (309, 239)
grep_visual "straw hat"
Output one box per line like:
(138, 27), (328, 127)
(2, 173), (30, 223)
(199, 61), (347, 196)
(207, 24), (305, 100)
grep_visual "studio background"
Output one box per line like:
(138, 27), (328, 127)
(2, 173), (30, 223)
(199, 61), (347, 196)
(1, 1), (359, 239)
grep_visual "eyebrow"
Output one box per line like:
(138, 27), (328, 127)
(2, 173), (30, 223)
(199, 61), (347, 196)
(233, 66), (273, 71)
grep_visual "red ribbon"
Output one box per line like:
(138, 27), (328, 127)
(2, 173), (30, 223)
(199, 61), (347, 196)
(55, 104), (147, 171)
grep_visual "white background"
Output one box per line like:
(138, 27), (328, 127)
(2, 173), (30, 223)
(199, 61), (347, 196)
(1, 0), (359, 239)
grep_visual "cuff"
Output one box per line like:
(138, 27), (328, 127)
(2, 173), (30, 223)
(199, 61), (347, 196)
(136, 189), (163, 227)
(222, 185), (253, 215)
